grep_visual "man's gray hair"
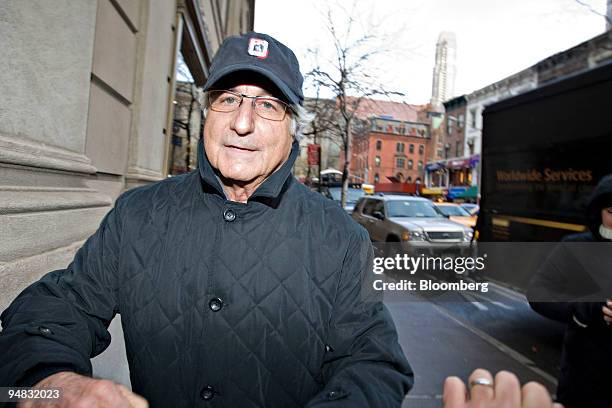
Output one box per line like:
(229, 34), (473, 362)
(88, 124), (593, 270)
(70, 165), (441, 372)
(290, 104), (315, 142)
(200, 92), (313, 142)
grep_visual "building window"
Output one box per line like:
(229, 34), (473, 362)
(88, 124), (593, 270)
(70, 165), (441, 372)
(376, 140), (382, 150)
(396, 157), (405, 168)
(408, 159), (413, 169)
(374, 173), (380, 183)
(418, 160), (423, 170)
(375, 156), (381, 167)
(458, 114), (464, 128)
(419, 145), (424, 155)
(409, 144), (414, 153)
(470, 108), (477, 129)
(456, 141), (461, 157)
(396, 142), (404, 153)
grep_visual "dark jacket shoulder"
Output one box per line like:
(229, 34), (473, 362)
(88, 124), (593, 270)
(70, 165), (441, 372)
(288, 182), (370, 239)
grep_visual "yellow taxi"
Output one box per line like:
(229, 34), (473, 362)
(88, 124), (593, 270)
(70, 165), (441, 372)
(434, 202), (477, 229)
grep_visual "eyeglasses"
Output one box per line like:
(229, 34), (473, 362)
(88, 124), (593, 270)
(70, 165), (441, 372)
(207, 90), (291, 121)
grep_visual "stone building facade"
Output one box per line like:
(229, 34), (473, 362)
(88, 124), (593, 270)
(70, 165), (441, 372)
(0, 0), (254, 308)
(0, 0), (254, 386)
(169, 81), (205, 175)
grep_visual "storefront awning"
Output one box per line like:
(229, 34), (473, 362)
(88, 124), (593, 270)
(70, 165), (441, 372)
(425, 162), (446, 171)
(448, 159), (470, 169)
(421, 187), (447, 195)
(447, 186), (468, 198)
(455, 185), (478, 198)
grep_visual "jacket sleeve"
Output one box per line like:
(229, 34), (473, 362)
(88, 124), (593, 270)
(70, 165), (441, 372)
(305, 229), (414, 407)
(0, 194), (127, 387)
(527, 241), (573, 323)
(527, 237), (607, 326)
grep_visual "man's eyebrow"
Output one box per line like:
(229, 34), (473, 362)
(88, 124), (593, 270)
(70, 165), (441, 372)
(228, 86), (277, 98)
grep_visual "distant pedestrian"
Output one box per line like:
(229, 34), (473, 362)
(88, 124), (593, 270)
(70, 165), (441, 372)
(528, 174), (612, 408)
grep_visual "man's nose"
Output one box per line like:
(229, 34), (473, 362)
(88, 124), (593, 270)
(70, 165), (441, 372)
(230, 98), (255, 135)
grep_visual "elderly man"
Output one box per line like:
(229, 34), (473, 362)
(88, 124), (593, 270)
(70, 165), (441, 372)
(0, 32), (413, 407)
(1, 32), (565, 408)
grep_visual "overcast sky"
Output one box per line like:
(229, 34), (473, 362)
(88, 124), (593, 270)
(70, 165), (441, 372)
(254, 0), (608, 104)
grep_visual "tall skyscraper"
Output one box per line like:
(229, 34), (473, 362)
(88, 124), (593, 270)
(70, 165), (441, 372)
(430, 31), (457, 107)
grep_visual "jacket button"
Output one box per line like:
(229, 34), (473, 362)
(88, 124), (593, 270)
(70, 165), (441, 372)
(326, 388), (348, 400)
(223, 209), (236, 222)
(209, 297), (223, 312)
(200, 385), (215, 401)
(38, 326), (53, 336)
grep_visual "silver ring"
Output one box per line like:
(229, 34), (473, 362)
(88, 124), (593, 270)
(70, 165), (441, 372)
(470, 378), (494, 388)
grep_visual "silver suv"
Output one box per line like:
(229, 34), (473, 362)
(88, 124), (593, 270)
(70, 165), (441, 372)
(352, 195), (474, 252)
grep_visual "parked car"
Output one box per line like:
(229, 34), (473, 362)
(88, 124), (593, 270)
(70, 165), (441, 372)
(434, 202), (477, 229)
(322, 186), (366, 213)
(459, 203), (479, 216)
(352, 195), (474, 255)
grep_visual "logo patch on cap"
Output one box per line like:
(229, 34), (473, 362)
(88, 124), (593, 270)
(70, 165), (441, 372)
(247, 38), (269, 59)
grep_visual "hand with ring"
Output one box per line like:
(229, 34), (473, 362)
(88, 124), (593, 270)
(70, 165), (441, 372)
(443, 369), (564, 408)
(602, 300), (612, 325)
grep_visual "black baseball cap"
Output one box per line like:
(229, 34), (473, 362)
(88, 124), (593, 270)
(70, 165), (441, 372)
(203, 32), (304, 106)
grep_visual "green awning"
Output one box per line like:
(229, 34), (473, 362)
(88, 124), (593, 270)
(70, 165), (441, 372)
(455, 185), (478, 198)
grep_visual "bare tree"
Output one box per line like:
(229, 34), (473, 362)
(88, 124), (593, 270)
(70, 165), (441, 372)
(573, 0), (612, 28)
(305, 1), (404, 207)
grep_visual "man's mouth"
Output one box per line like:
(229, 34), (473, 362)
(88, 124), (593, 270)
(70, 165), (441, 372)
(226, 144), (256, 152)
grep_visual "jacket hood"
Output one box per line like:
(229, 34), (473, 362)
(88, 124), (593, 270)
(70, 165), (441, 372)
(197, 137), (299, 202)
(586, 173), (612, 240)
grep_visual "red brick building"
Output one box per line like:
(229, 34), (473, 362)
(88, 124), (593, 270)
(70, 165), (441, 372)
(345, 98), (432, 184)
(351, 118), (430, 184)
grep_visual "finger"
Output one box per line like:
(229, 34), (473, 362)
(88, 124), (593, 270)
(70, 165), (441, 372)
(118, 385), (149, 408)
(521, 381), (553, 408)
(468, 368), (495, 402)
(602, 306), (612, 318)
(553, 403), (565, 408)
(494, 370), (521, 406)
(443, 376), (467, 408)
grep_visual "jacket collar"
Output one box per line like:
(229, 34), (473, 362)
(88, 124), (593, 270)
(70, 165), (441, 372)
(197, 138), (299, 202)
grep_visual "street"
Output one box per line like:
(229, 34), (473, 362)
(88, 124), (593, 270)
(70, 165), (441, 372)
(382, 272), (565, 408)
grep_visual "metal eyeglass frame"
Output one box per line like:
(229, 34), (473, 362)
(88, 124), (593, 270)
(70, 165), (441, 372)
(206, 89), (292, 121)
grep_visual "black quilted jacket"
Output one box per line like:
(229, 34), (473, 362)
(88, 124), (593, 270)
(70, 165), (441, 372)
(0, 140), (413, 407)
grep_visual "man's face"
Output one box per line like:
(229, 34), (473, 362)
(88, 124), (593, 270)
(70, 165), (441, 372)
(602, 207), (612, 228)
(203, 84), (293, 187)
